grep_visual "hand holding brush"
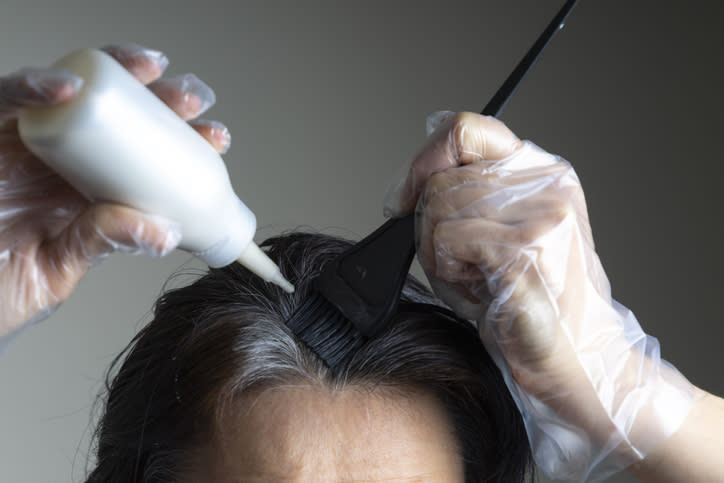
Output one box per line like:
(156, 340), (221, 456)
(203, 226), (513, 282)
(385, 111), (695, 481)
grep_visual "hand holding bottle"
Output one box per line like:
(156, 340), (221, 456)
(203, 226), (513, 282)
(0, 43), (230, 339)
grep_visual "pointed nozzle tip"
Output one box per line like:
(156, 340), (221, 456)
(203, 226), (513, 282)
(271, 272), (295, 294)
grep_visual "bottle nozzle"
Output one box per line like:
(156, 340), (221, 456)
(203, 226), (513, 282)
(270, 272), (295, 293)
(236, 241), (295, 293)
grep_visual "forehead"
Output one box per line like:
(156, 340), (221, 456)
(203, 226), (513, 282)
(193, 385), (464, 482)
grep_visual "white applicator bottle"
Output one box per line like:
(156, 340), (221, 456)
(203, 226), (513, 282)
(17, 48), (294, 293)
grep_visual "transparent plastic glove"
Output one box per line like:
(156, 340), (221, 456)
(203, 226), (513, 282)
(0, 43), (232, 345)
(385, 112), (694, 482)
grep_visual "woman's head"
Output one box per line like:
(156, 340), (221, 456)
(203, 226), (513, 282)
(88, 232), (533, 482)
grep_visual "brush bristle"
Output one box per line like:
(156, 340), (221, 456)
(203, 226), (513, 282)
(285, 291), (366, 368)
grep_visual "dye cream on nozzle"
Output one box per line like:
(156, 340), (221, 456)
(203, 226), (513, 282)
(17, 49), (294, 293)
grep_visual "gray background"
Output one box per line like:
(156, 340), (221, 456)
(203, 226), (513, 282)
(1, 1), (722, 481)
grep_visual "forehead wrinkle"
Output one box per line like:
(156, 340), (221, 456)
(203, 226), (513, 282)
(208, 386), (314, 477)
(240, 382), (324, 416)
(198, 384), (463, 482)
(332, 390), (458, 481)
(347, 475), (437, 483)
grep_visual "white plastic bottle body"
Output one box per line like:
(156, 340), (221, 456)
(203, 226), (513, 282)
(17, 49), (256, 268)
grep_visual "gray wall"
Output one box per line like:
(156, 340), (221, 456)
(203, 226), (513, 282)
(1, 1), (721, 481)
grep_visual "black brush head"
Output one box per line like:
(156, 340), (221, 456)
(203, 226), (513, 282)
(312, 215), (416, 338)
(285, 0), (582, 369)
(285, 290), (366, 368)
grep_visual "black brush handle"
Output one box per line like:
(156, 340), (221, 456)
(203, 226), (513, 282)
(483, 0), (581, 116)
(319, 0), (581, 336)
(315, 215), (415, 337)
(391, 0), (583, 278)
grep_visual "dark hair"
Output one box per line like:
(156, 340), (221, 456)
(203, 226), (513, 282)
(87, 232), (533, 482)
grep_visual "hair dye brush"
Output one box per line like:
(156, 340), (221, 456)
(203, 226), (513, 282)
(286, 0), (582, 368)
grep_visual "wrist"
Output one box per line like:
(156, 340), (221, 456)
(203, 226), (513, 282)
(627, 386), (724, 482)
(612, 356), (695, 465)
(496, 323), (697, 480)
